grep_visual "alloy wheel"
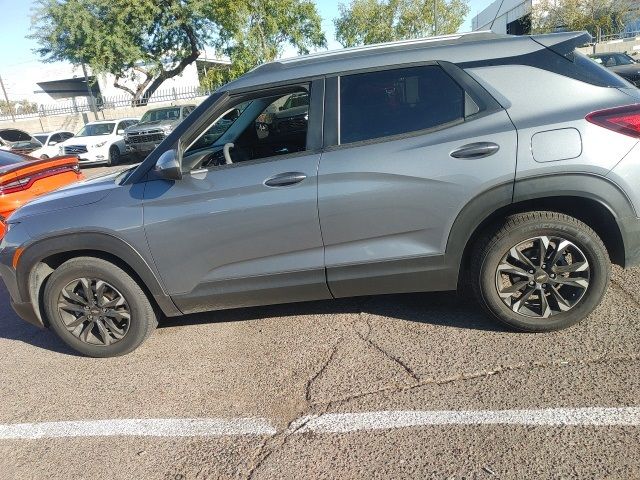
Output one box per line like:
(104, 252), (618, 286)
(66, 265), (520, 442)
(57, 278), (131, 346)
(494, 236), (591, 318)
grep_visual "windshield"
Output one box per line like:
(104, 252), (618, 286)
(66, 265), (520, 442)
(0, 129), (32, 143)
(140, 107), (181, 123)
(34, 135), (48, 144)
(76, 123), (115, 137)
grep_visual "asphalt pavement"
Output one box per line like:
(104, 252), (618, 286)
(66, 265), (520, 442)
(0, 162), (639, 479)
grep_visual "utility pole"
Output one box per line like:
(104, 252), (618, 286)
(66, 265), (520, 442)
(433, 0), (438, 36)
(81, 63), (99, 121)
(0, 75), (15, 123)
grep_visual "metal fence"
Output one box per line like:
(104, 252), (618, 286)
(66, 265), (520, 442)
(599, 29), (640, 43)
(0, 84), (212, 122)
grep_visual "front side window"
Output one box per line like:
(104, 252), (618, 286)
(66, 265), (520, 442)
(186, 88), (310, 167)
(339, 65), (464, 144)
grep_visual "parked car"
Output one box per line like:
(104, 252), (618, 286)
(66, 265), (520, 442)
(58, 118), (139, 166)
(0, 128), (43, 155)
(3, 31), (640, 357)
(31, 130), (75, 159)
(0, 150), (83, 238)
(591, 52), (640, 87)
(124, 105), (196, 158)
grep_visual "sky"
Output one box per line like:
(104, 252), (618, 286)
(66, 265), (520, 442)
(0, 0), (489, 99)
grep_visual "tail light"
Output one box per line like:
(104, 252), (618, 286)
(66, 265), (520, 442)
(0, 177), (31, 195)
(586, 104), (640, 138)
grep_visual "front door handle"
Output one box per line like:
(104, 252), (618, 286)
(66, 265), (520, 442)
(264, 172), (307, 187)
(450, 142), (500, 159)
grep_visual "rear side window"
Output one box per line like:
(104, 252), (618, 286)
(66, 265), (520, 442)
(570, 51), (631, 88)
(339, 65), (464, 144)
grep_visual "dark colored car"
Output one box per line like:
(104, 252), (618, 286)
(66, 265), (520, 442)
(591, 52), (640, 87)
(0, 128), (43, 155)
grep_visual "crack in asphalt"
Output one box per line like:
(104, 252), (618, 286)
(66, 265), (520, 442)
(313, 351), (640, 411)
(240, 328), (639, 479)
(305, 340), (341, 402)
(353, 315), (421, 383)
(243, 338), (343, 480)
(611, 278), (640, 309)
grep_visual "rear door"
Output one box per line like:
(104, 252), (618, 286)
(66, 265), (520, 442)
(318, 62), (518, 297)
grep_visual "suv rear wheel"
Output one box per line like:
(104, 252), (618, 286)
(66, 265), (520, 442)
(43, 257), (157, 357)
(471, 211), (610, 331)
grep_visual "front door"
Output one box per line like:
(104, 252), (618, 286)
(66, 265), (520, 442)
(143, 84), (331, 313)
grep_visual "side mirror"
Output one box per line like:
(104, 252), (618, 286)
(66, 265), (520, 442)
(155, 149), (182, 181)
(117, 129), (125, 135)
(48, 141), (58, 146)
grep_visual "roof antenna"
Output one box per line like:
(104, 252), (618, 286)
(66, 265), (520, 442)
(489, 0), (507, 31)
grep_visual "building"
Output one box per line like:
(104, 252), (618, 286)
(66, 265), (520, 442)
(472, 0), (639, 38)
(1, 52), (229, 108)
(471, 0), (533, 35)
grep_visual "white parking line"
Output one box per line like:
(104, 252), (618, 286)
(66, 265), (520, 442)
(1, 407), (639, 440)
(0, 418), (277, 440)
(293, 407), (640, 434)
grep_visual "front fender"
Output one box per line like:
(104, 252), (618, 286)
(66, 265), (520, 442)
(16, 231), (182, 318)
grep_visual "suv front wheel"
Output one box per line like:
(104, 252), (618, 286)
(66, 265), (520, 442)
(43, 257), (158, 357)
(471, 211), (610, 331)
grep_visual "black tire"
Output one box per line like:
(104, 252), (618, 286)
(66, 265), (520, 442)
(108, 145), (120, 166)
(43, 257), (157, 357)
(40, 154), (49, 160)
(470, 211), (610, 332)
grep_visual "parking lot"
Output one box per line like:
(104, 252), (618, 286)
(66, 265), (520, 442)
(0, 160), (638, 479)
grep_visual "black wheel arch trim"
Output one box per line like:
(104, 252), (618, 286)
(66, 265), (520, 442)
(446, 172), (640, 279)
(16, 231), (182, 317)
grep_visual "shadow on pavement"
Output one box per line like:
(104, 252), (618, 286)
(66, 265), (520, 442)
(0, 285), (78, 356)
(0, 283), (503, 355)
(160, 291), (505, 332)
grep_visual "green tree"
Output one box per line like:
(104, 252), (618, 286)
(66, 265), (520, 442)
(212, 0), (327, 88)
(531, 0), (636, 39)
(334, 0), (469, 48)
(30, 0), (326, 104)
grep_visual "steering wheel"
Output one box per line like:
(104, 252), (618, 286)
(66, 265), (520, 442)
(223, 143), (234, 165)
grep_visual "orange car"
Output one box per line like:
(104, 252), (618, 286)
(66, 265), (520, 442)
(0, 150), (83, 238)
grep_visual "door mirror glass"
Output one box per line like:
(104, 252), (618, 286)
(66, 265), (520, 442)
(155, 149), (182, 180)
(48, 140), (58, 146)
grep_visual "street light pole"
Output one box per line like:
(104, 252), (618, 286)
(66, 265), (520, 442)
(0, 75), (15, 123)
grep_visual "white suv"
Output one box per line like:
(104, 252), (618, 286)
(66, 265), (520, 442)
(58, 118), (139, 166)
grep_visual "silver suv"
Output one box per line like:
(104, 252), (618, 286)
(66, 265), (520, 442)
(2, 31), (640, 357)
(124, 104), (196, 158)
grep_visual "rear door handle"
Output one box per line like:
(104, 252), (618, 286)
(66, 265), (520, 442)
(264, 172), (307, 187)
(450, 142), (500, 159)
